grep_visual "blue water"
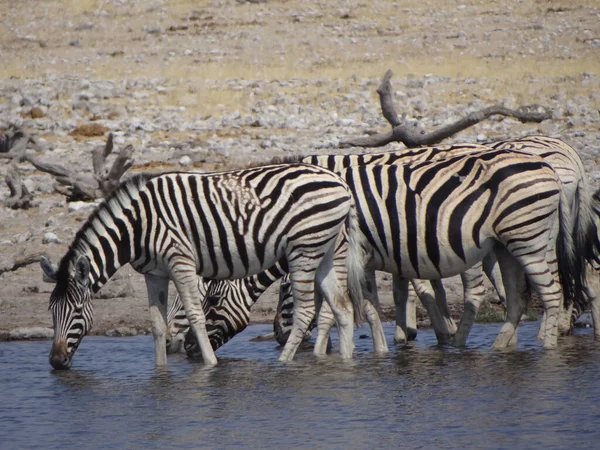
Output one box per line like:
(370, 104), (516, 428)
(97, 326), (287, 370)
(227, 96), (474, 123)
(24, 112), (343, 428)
(1, 321), (599, 449)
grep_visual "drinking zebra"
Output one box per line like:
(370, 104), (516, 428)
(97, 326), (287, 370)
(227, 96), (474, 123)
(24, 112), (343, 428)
(40, 163), (367, 369)
(169, 144), (582, 352)
(165, 261), (294, 355)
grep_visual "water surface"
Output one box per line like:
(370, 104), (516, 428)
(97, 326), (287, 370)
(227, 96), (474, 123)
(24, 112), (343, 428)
(1, 321), (598, 449)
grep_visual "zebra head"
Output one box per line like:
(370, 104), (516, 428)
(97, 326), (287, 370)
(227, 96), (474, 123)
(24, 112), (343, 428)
(41, 255), (94, 370)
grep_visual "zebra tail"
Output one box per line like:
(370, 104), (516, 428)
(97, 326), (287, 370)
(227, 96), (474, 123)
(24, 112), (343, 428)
(556, 187), (587, 312)
(586, 188), (600, 271)
(345, 199), (368, 326)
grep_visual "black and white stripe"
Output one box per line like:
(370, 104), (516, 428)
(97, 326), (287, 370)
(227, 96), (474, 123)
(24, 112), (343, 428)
(42, 163), (366, 369)
(173, 142), (587, 352)
(165, 261), (288, 355)
(279, 137), (593, 347)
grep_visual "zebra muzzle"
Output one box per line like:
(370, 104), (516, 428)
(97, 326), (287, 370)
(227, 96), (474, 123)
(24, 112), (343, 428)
(49, 341), (72, 370)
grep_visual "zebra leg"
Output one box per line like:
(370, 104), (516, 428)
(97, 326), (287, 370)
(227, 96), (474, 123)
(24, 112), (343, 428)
(405, 282), (418, 341)
(314, 292), (334, 356)
(393, 277), (410, 344)
(482, 251), (507, 306)
(537, 310), (547, 341)
(547, 252), (573, 337)
(585, 285), (600, 340)
(314, 248), (355, 359)
(144, 275), (170, 366)
(430, 279), (458, 336)
(493, 248), (527, 349)
(280, 247), (337, 361)
(412, 279), (452, 345)
(171, 273), (218, 366)
(453, 264), (487, 347)
(315, 268), (387, 354)
(363, 270), (388, 353)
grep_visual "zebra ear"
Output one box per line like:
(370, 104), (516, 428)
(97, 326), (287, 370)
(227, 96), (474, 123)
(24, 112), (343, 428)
(40, 256), (58, 283)
(75, 256), (91, 287)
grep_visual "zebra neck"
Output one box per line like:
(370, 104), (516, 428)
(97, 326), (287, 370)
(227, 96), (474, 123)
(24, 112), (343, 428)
(70, 221), (132, 294)
(244, 263), (288, 303)
(69, 244), (125, 294)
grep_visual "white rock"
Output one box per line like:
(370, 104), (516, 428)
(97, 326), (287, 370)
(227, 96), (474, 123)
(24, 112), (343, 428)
(42, 232), (61, 244)
(68, 201), (96, 213)
(179, 155), (192, 166)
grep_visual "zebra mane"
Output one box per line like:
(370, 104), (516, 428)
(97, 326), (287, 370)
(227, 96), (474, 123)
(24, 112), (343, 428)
(54, 172), (157, 282)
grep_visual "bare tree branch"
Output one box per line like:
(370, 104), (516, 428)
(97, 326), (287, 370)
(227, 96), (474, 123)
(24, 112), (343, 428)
(4, 164), (33, 209)
(0, 126), (43, 161)
(24, 132), (134, 201)
(0, 251), (44, 275)
(340, 70), (553, 148)
(96, 138), (134, 197)
(27, 156), (72, 178)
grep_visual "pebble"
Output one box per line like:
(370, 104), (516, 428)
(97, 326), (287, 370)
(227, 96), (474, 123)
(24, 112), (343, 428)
(42, 232), (61, 244)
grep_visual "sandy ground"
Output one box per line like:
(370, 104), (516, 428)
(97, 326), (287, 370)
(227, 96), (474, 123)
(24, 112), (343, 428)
(1, 0), (599, 339)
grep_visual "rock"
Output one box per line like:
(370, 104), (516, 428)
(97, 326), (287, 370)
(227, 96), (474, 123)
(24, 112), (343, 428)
(21, 107), (45, 119)
(105, 327), (138, 337)
(0, 257), (16, 273)
(42, 232), (61, 244)
(94, 280), (134, 299)
(143, 25), (162, 34)
(74, 22), (94, 31)
(574, 312), (593, 328)
(68, 201), (96, 213)
(9, 327), (54, 340)
(178, 155), (192, 166)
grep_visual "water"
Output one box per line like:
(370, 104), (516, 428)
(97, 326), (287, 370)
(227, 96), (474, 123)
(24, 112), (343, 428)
(1, 321), (599, 449)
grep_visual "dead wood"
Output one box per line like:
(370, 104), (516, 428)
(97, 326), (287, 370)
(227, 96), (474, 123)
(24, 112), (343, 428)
(4, 164), (33, 209)
(0, 252), (44, 276)
(0, 126), (43, 161)
(340, 69), (553, 148)
(24, 132), (134, 201)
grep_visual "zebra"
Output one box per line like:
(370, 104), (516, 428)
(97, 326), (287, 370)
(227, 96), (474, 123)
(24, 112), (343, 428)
(320, 151), (586, 350)
(165, 143), (493, 353)
(166, 232), (386, 359)
(172, 144), (578, 347)
(273, 136), (595, 347)
(165, 261), (290, 355)
(39, 162), (367, 370)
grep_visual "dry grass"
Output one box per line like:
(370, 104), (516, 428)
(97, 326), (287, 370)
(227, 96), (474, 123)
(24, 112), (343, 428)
(2, 0), (599, 113)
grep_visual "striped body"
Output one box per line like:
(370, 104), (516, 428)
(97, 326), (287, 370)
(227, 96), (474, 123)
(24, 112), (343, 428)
(173, 142), (585, 352)
(276, 136), (594, 346)
(42, 163), (365, 369)
(167, 143), (491, 349)
(447, 136), (593, 343)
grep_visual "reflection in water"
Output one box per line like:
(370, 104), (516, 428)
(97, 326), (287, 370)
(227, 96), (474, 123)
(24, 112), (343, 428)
(1, 322), (599, 449)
